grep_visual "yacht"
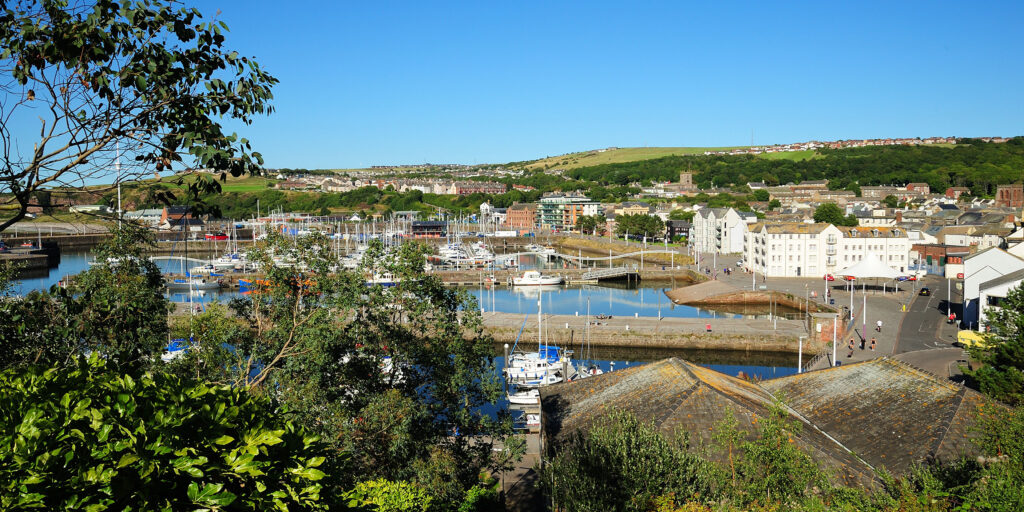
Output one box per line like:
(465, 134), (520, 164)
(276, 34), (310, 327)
(512, 270), (563, 286)
(507, 388), (540, 405)
(166, 277), (220, 290)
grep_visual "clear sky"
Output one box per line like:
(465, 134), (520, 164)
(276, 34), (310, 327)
(212, 0), (1024, 169)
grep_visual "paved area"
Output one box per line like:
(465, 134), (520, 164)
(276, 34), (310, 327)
(702, 253), (970, 375)
(499, 433), (543, 512)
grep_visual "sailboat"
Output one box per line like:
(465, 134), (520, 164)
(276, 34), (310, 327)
(505, 291), (566, 389)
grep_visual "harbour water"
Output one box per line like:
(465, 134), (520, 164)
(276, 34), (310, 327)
(10, 250), (800, 380)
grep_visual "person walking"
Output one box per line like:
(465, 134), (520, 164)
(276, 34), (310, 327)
(848, 338), (855, 358)
(876, 319), (883, 333)
(870, 337), (876, 351)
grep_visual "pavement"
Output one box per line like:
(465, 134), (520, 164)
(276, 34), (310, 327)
(706, 254), (969, 376)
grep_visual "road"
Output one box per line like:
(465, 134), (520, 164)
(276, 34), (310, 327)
(894, 275), (961, 354)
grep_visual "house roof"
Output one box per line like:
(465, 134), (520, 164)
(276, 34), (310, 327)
(749, 222), (832, 234)
(979, 267), (1024, 291)
(542, 357), (989, 486)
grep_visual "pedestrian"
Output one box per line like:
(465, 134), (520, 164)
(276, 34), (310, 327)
(848, 338), (855, 358)
(860, 337), (866, 350)
(870, 337), (876, 351)
(876, 319), (883, 332)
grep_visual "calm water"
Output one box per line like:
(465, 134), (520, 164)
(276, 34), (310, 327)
(15, 250), (799, 414)
(469, 284), (741, 320)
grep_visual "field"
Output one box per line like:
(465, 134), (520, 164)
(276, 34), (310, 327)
(523, 146), (749, 170)
(218, 175), (274, 193)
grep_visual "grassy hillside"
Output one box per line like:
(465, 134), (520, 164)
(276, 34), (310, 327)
(522, 147), (745, 170)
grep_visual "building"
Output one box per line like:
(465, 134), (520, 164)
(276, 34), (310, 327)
(452, 181), (507, 196)
(679, 171), (695, 190)
(541, 357), (988, 487)
(962, 248), (1024, 329)
(692, 208), (758, 255)
(537, 195), (599, 231)
(905, 183), (931, 195)
(860, 186), (902, 199)
(978, 269), (1024, 331)
(613, 202), (653, 217)
(745, 223), (911, 278)
(910, 244), (970, 276)
(665, 220), (691, 241)
(744, 222), (843, 277)
(160, 206), (191, 226)
(503, 203), (537, 231)
(124, 208), (163, 226)
(836, 227), (912, 273)
(995, 184), (1024, 208)
(410, 221), (447, 238)
(945, 187), (970, 200)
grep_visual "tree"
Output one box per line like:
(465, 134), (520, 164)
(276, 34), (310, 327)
(812, 203), (856, 226)
(0, 354), (328, 510)
(883, 195), (899, 208)
(575, 214), (605, 235)
(615, 213), (664, 239)
(966, 284), (1024, 405)
(668, 209), (694, 222)
(768, 198), (781, 209)
(171, 235), (515, 504)
(0, 224), (169, 372)
(753, 189), (770, 202)
(0, 1), (277, 230)
(541, 410), (718, 511)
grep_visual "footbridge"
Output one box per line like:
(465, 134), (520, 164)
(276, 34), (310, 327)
(581, 266), (640, 281)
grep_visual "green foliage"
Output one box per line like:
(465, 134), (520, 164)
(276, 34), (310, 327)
(615, 213), (665, 238)
(753, 189), (771, 202)
(883, 195), (899, 208)
(0, 224), (169, 371)
(813, 203), (858, 227)
(729, 402), (830, 504)
(174, 235), (511, 505)
(344, 479), (433, 512)
(966, 283), (1024, 405)
(565, 140), (1024, 197)
(669, 210), (695, 222)
(575, 214), (606, 234)
(1, 0), (277, 229)
(768, 199), (782, 209)
(541, 410), (720, 512)
(0, 354), (328, 511)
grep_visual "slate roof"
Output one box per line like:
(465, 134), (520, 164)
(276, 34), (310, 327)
(542, 357), (988, 487)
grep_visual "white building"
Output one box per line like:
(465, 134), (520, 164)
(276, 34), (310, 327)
(978, 269), (1024, 331)
(744, 224), (911, 278)
(836, 226), (912, 274)
(962, 248), (1024, 329)
(745, 223), (843, 278)
(692, 208), (757, 255)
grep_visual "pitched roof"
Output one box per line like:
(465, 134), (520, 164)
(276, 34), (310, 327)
(763, 358), (988, 475)
(542, 357), (989, 486)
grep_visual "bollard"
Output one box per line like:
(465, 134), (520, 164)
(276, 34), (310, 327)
(565, 322), (569, 329)
(626, 325), (630, 331)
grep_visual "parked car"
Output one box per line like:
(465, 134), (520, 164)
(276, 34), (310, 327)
(736, 260), (745, 267)
(919, 287), (931, 296)
(897, 275), (918, 282)
(823, 274), (835, 281)
(205, 232), (229, 241)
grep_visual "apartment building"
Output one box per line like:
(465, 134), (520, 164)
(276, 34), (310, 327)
(744, 223), (911, 278)
(744, 223), (843, 278)
(537, 194), (599, 231)
(836, 227), (912, 273)
(692, 208), (758, 255)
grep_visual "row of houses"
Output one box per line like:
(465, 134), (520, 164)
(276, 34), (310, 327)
(702, 136), (970, 157)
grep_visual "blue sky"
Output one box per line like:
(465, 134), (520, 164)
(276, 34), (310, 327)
(213, 1), (1024, 169)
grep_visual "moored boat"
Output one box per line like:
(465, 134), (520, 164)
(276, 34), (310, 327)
(512, 270), (562, 286)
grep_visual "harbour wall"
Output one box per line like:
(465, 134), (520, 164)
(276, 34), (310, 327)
(481, 312), (820, 355)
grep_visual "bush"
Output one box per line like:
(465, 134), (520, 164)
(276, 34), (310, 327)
(0, 354), (329, 511)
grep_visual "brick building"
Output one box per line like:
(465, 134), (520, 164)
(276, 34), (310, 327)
(503, 203), (537, 231)
(995, 184), (1024, 208)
